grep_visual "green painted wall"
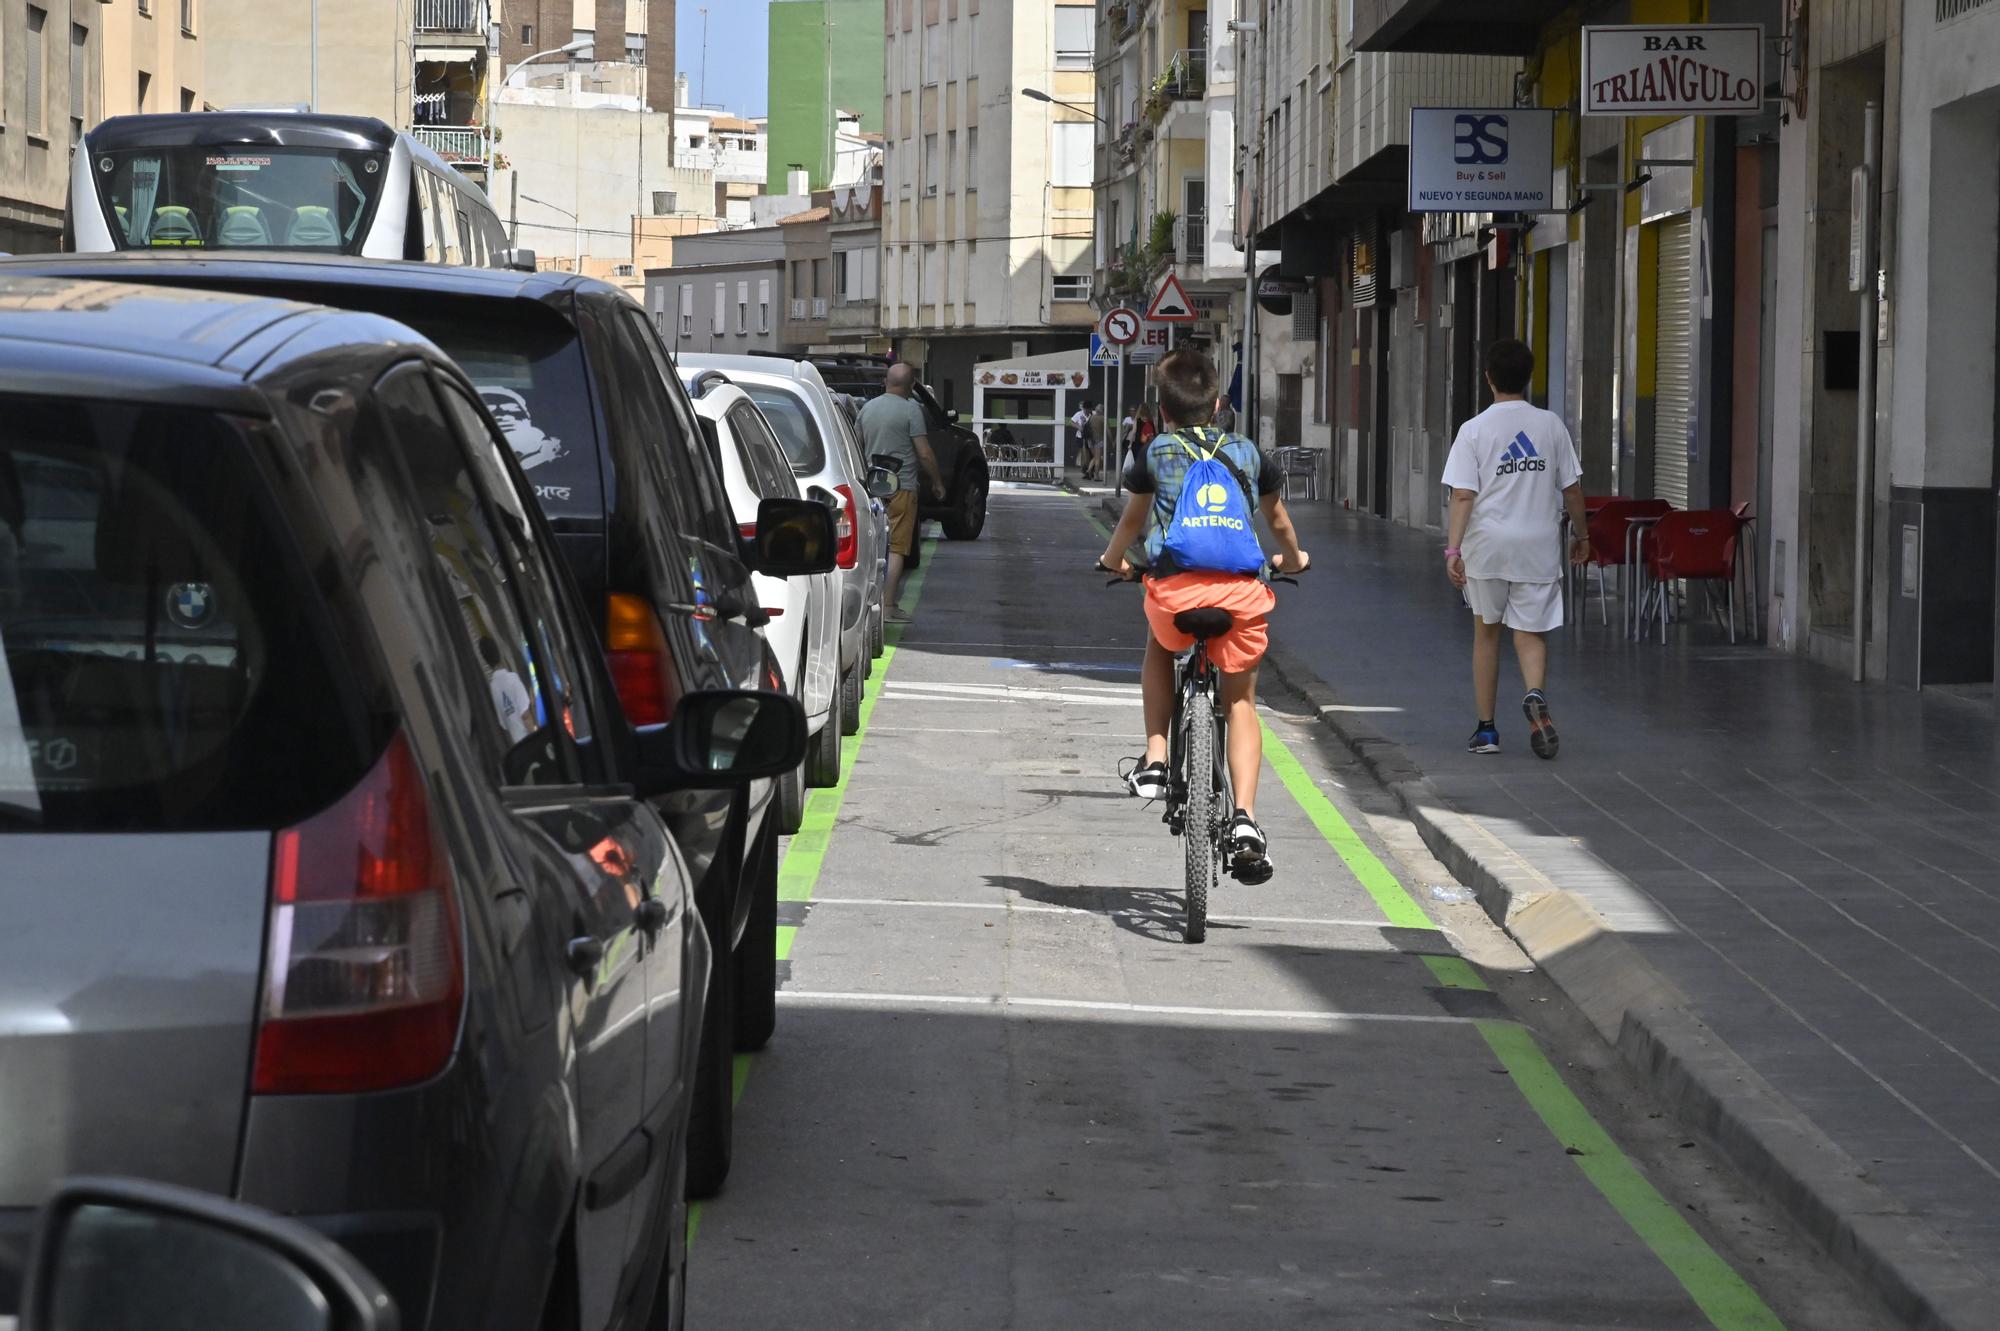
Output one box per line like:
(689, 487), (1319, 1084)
(766, 0), (883, 192)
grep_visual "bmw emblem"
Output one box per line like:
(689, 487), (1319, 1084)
(166, 582), (216, 630)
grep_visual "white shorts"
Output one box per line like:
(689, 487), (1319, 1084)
(1465, 578), (1563, 633)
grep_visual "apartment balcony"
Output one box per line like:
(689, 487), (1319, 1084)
(411, 125), (489, 168)
(414, 0), (488, 36)
(1147, 51), (1210, 140)
(1175, 210), (1206, 267)
(1350, 0), (1565, 55)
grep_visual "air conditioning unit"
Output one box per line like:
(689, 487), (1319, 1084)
(925, 184), (937, 196)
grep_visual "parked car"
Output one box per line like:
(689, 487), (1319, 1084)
(684, 368), (885, 824)
(831, 390), (892, 661)
(0, 252), (838, 1200)
(756, 352), (990, 545)
(679, 354), (887, 739)
(0, 275), (815, 1328)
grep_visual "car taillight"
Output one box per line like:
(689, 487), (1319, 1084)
(606, 592), (681, 728)
(252, 732), (464, 1095)
(833, 484), (858, 569)
(739, 523), (757, 541)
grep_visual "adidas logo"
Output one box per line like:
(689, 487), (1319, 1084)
(1496, 430), (1548, 475)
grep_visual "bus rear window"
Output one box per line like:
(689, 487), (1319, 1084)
(92, 146), (388, 252)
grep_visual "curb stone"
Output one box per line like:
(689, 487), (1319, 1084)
(1092, 494), (2000, 1328)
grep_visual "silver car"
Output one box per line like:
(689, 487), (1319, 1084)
(678, 354), (889, 739)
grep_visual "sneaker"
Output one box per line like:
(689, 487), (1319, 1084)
(1228, 810), (1274, 884)
(886, 606), (913, 624)
(1468, 723), (1501, 755)
(1523, 691), (1559, 760)
(1126, 761), (1169, 801)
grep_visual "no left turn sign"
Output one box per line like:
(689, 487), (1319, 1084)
(1101, 307), (1141, 345)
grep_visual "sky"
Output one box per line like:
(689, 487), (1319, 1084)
(676, 0), (773, 118)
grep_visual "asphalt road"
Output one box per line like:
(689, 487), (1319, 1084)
(688, 488), (1894, 1330)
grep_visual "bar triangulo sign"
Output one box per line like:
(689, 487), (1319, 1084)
(1582, 25), (1764, 115)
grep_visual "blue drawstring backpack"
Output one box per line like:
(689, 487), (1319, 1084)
(1162, 431), (1265, 575)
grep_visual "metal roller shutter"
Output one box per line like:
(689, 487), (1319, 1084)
(1651, 216), (1693, 508)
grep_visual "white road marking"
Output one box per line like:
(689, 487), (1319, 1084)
(778, 989), (1477, 1026)
(889, 679), (1139, 697)
(808, 896), (1399, 931)
(867, 726), (1007, 734)
(895, 640), (1136, 652)
(884, 687), (1140, 708)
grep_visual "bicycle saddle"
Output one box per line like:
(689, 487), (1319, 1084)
(1173, 607), (1235, 639)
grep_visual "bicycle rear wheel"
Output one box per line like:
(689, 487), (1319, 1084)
(1181, 693), (1217, 944)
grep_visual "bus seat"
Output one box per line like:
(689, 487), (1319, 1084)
(217, 205), (271, 247)
(148, 206), (203, 247)
(286, 206), (341, 247)
(114, 204), (130, 239)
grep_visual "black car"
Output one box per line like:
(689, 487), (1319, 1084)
(0, 275), (815, 1328)
(754, 351), (988, 541)
(0, 253), (834, 1198)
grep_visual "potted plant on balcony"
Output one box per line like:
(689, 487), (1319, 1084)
(1147, 210), (1177, 270)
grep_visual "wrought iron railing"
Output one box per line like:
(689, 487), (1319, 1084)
(411, 125), (487, 164)
(414, 0), (484, 32)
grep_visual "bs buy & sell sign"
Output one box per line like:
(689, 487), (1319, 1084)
(1583, 25), (1764, 115)
(1407, 108), (1556, 214)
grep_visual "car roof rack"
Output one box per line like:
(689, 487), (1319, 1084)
(687, 369), (732, 399)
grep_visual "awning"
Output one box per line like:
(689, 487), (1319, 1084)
(415, 46), (482, 64)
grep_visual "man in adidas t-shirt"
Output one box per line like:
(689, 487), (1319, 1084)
(1441, 338), (1589, 760)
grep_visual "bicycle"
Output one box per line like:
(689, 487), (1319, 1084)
(1099, 559), (1302, 944)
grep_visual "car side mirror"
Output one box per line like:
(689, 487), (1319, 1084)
(634, 689), (809, 794)
(748, 496), (837, 576)
(498, 247), (537, 273)
(865, 466), (899, 500)
(21, 1177), (398, 1331)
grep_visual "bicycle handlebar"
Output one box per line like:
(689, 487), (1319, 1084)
(1094, 558), (1307, 585)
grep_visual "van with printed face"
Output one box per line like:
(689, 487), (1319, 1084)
(0, 251), (837, 1203)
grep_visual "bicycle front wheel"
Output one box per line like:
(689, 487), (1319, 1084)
(1181, 696), (1218, 944)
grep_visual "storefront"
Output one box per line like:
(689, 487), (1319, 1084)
(967, 348), (1094, 479)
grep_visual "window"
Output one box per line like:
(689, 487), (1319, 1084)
(965, 127), (978, 192)
(924, 20), (942, 85)
(618, 309), (740, 554)
(811, 258), (825, 298)
(679, 283), (694, 336)
(923, 133), (937, 193)
(572, 27), (593, 48)
(136, 70), (151, 113)
(179, 0), (194, 35)
(738, 385), (826, 475)
(520, 23), (533, 44)
(945, 130), (956, 194)
(180, 87), (195, 113)
(790, 260), (803, 298)
(1051, 121), (1092, 187)
(374, 368), (572, 785)
(625, 33), (644, 63)
(712, 282), (725, 333)
(69, 23), (87, 140)
(1053, 5), (1092, 68)
(835, 254), (848, 299)
(25, 8), (46, 136)
(0, 396), (389, 831)
(138, 0), (150, 15)
(757, 277), (771, 332)
(735, 279), (748, 334)
(1052, 274), (1092, 302)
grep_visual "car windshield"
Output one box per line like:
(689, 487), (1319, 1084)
(90, 145), (389, 252)
(0, 396), (387, 830)
(739, 384), (828, 476)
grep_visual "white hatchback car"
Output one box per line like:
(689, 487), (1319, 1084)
(684, 369), (847, 829)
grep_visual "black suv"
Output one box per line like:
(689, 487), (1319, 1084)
(754, 351), (988, 541)
(1, 253), (834, 1199)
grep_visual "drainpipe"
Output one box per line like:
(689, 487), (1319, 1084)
(1852, 100), (1880, 683)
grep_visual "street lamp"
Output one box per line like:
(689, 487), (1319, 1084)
(521, 192), (581, 273)
(1020, 87), (1109, 126)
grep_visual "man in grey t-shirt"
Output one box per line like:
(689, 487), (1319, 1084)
(859, 363), (945, 620)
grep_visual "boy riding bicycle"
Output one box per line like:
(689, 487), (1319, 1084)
(1097, 349), (1310, 884)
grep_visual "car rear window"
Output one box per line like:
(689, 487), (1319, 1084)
(739, 384), (827, 477)
(0, 397), (388, 831)
(396, 307), (605, 521)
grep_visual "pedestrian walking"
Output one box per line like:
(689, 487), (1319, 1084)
(1089, 401), (1107, 477)
(1071, 401), (1097, 479)
(861, 363), (947, 622)
(1119, 404), (1139, 469)
(1212, 398), (1236, 433)
(1441, 338), (1589, 759)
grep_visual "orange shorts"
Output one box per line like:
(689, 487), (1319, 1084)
(1143, 572), (1278, 674)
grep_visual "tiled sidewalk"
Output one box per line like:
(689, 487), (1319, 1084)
(1264, 504), (2000, 1319)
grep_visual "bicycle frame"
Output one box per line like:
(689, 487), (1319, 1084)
(1164, 641), (1229, 838)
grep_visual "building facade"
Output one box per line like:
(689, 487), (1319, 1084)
(766, 0), (884, 192)
(1, 0), (207, 252)
(882, 0), (1097, 411)
(646, 227), (791, 354)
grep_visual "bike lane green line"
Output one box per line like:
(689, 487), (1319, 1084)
(1255, 723), (1784, 1330)
(690, 539), (938, 1248)
(1086, 495), (1780, 1329)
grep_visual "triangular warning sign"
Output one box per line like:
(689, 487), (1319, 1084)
(1145, 270), (1198, 322)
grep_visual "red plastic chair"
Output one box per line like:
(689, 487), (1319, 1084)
(1579, 498), (1672, 626)
(1644, 509), (1744, 643)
